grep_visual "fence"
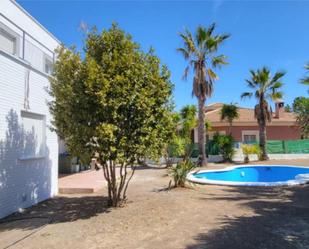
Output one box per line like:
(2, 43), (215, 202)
(190, 141), (220, 158)
(190, 139), (309, 156)
(267, 139), (309, 154)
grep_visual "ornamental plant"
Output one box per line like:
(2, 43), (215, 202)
(212, 133), (235, 162)
(241, 144), (261, 163)
(49, 24), (174, 207)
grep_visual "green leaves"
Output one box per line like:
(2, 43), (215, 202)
(270, 91), (283, 101)
(169, 160), (196, 187)
(180, 105), (197, 139)
(177, 24), (230, 165)
(242, 67), (285, 103)
(177, 23), (230, 99)
(300, 63), (309, 86)
(240, 92), (253, 99)
(49, 24), (174, 164)
(211, 55), (228, 68)
(212, 133), (235, 162)
(293, 97), (309, 138)
(220, 104), (239, 123)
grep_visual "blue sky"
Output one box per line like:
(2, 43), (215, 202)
(18, 0), (309, 110)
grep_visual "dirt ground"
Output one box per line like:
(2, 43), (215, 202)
(1, 159), (309, 249)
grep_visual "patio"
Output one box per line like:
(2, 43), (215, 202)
(58, 169), (106, 194)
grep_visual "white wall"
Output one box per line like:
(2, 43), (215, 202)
(0, 0), (60, 50)
(0, 0), (59, 218)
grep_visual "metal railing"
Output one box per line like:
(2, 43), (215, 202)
(0, 13), (55, 64)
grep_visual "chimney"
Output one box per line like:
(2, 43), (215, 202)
(275, 100), (284, 119)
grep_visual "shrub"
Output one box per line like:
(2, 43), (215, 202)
(169, 160), (196, 187)
(241, 144), (260, 163)
(165, 136), (187, 167)
(213, 133), (235, 162)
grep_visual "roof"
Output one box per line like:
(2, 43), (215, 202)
(205, 103), (298, 127)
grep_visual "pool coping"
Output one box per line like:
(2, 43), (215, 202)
(187, 165), (309, 186)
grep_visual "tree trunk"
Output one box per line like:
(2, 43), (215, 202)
(198, 97), (207, 166)
(259, 121), (268, 160)
(229, 122), (232, 135)
(100, 158), (133, 207)
(258, 97), (269, 161)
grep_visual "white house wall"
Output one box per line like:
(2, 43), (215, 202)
(0, 0), (59, 218)
(0, 0), (60, 49)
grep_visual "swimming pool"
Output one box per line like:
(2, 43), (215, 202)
(187, 165), (309, 186)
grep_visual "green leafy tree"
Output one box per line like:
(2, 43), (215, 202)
(220, 103), (239, 134)
(293, 97), (309, 113)
(164, 113), (186, 168)
(284, 104), (292, 112)
(166, 105), (198, 186)
(165, 105), (197, 168)
(49, 24), (174, 207)
(179, 105), (197, 139)
(212, 133), (235, 162)
(292, 97), (309, 138)
(241, 67), (285, 160)
(177, 23), (230, 166)
(179, 105), (197, 160)
(205, 120), (212, 132)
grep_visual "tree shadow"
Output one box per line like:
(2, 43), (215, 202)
(187, 185), (309, 249)
(0, 195), (111, 232)
(134, 165), (168, 170)
(0, 110), (112, 232)
(0, 195), (111, 249)
(0, 110), (53, 218)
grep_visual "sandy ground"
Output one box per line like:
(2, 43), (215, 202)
(1, 159), (309, 249)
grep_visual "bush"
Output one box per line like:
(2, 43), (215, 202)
(212, 133), (235, 162)
(206, 140), (220, 155)
(241, 144), (260, 163)
(169, 160), (196, 187)
(165, 136), (187, 167)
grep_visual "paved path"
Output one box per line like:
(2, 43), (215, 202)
(58, 169), (106, 194)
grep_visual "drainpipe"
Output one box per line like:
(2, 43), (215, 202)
(24, 69), (30, 110)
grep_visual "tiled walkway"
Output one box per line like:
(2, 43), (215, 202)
(58, 169), (106, 194)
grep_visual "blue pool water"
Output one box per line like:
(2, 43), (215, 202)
(193, 166), (309, 183)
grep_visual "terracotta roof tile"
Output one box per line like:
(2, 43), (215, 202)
(205, 103), (297, 126)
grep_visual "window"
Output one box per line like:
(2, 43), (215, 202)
(243, 135), (257, 143)
(0, 26), (18, 55)
(44, 55), (53, 74)
(20, 111), (46, 159)
(242, 130), (259, 144)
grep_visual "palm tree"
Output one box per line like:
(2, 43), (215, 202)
(220, 103), (239, 134)
(204, 120), (212, 157)
(180, 105), (197, 139)
(241, 67), (285, 160)
(178, 23), (230, 166)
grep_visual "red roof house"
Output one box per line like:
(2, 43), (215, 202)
(193, 102), (301, 143)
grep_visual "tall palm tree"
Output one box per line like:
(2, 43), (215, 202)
(178, 24), (230, 166)
(220, 103), (239, 135)
(241, 67), (285, 160)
